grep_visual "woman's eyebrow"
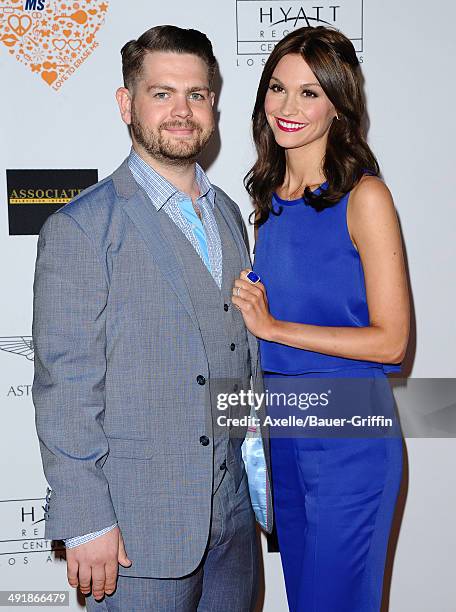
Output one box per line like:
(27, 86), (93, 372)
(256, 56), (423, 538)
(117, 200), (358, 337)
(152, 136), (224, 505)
(299, 82), (322, 88)
(269, 76), (322, 88)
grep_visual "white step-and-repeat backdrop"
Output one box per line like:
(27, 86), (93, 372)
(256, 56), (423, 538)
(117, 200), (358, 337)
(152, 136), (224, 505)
(1, 1), (455, 610)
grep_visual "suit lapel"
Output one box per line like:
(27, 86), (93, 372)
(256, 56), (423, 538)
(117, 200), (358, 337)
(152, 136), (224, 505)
(112, 159), (260, 370)
(113, 160), (200, 331)
(214, 192), (250, 270)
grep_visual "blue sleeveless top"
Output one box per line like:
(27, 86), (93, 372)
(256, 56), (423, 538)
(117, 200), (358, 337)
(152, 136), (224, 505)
(253, 186), (401, 375)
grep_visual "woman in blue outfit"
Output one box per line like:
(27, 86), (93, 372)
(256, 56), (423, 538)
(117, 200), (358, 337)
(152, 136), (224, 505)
(232, 27), (410, 611)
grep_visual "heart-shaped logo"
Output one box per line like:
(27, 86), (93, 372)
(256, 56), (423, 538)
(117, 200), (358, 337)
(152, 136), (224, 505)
(52, 39), (66, 51)
(68, 39), (82, 51)
(41, 70), (57, 85)
(0, 1), (110, 91)
(8, 15), (32, 37)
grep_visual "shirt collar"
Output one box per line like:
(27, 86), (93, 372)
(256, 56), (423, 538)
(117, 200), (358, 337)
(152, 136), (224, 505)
(128, 148), (215, 211)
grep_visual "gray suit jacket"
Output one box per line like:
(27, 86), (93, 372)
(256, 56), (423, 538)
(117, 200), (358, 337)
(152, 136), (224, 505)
(32, 159), (273, 578)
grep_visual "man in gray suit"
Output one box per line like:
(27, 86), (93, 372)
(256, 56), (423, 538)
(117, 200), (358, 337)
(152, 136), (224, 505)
(32, 25), (272, 611)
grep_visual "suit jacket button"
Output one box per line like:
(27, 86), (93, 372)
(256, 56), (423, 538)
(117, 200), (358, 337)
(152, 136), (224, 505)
(224, 303), (229, 311)
(230, 343), (236, 351)
(197, 375), (206, 385)
(199, 435), (210, 446)
(220, 460), (226, 471)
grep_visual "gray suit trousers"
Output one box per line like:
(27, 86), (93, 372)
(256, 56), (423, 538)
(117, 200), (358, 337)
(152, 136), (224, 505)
(84, 467), (259, 612)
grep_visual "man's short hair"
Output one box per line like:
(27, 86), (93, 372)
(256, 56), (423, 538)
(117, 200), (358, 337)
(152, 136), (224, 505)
(121, 25), (217, 90)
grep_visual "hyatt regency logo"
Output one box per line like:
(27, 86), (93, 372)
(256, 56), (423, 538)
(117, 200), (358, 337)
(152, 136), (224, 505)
(236, 0), (364, 55)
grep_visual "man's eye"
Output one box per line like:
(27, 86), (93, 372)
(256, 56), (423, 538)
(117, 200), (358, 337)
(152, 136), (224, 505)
(154, 92), (169, 99)
(189, 92), (205, 100)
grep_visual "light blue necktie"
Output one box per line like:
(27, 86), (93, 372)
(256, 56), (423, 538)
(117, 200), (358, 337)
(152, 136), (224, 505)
(178, 197), (211, 273)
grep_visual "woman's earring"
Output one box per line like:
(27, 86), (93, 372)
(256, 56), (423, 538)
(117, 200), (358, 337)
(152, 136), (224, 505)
(335, 112), (340, 120)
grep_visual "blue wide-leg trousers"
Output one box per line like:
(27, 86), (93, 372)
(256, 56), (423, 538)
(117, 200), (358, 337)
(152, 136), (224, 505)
(266, 369), (403, 612)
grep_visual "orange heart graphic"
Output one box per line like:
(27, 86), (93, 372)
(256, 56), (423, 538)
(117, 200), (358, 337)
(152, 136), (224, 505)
(52, 38), (66, 50)
(68, 39), (82, 51)
(8, 14), (32, 37)
(41, 70), (57, 85)
(0, 0), (109, 90)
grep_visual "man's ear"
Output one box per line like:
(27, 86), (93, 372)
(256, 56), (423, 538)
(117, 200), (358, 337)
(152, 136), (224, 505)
(116, 87), (133, 126)
(210, 91), (215, 107)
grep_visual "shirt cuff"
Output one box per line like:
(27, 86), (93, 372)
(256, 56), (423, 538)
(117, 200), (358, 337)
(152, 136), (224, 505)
(64, 523), (118, 548)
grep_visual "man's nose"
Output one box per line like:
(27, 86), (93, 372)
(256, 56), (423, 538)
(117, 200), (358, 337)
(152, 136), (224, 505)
(171, 95), (193, 119)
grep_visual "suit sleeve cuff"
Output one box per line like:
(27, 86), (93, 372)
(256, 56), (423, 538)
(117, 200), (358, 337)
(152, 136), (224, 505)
(64, 523), (118, 548)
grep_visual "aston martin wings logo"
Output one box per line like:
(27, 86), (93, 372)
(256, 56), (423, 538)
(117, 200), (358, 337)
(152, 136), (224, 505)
(0, 336), (34, 360)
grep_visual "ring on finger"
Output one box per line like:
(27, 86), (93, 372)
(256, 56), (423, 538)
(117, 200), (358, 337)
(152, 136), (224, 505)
(246, 271), (261, 284)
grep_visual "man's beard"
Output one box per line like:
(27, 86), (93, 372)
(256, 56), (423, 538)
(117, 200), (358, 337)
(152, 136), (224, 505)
(130, 105), (214, 166)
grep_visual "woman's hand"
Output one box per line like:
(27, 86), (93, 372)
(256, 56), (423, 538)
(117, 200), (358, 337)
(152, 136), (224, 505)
(232, 269), (277, 340)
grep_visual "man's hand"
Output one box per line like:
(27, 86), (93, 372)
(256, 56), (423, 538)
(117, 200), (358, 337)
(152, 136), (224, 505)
(66, 526), (132, 600)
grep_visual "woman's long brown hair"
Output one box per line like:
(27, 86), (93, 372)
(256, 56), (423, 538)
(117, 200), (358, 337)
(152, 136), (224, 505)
(245, 26), (380, 226)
